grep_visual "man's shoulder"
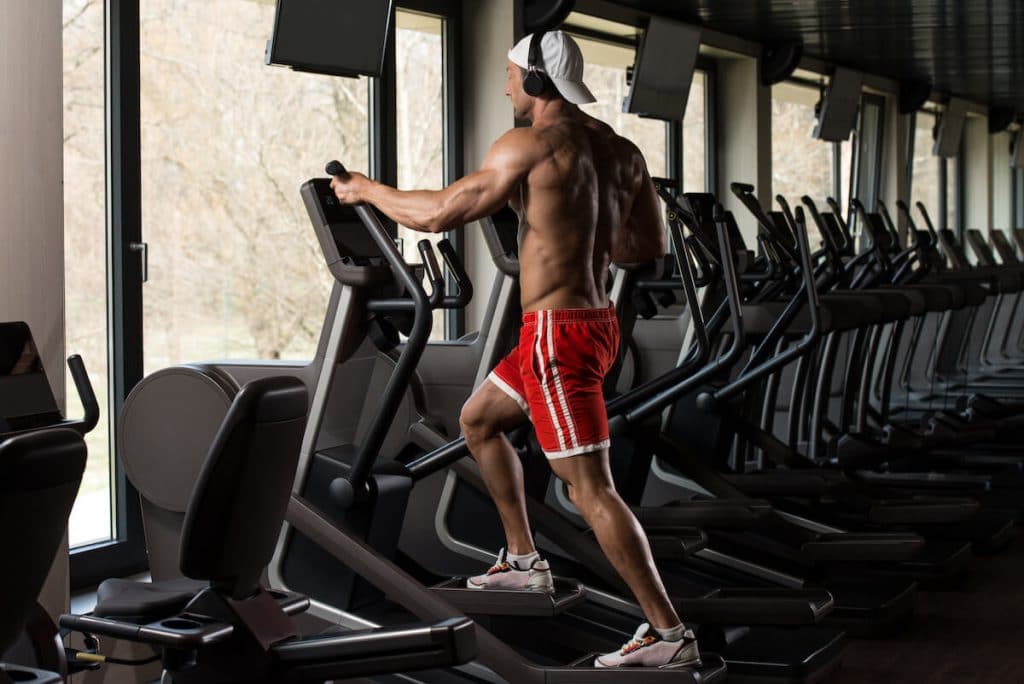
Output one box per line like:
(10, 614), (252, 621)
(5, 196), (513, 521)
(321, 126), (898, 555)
(495, 125), (544, 146)
(491, 126), (548, 159)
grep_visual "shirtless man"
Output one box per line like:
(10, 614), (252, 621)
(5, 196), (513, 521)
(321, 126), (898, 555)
(330, 30), (698, 669)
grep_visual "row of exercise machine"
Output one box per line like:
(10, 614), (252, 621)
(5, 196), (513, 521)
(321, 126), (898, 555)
(3, 159), (1023, 682)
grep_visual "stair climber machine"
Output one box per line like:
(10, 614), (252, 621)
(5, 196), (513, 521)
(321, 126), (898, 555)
(798, 199), (1020, 543)
(258, 162), (730, 682)
(610, 192), (928, 631)
(382, 183), (851, 682)
(107, 165), (722, 681)
(667, 186), (982, 587)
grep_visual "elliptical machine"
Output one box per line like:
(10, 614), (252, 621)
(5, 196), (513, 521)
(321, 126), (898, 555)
(113, 162), (725, 681)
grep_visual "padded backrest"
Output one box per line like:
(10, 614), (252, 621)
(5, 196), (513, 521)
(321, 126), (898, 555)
(179, 376), (308, 599)
(0, 429), (86, 652)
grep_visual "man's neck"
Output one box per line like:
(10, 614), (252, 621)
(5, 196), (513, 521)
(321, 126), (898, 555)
(527, 98), (577, 126)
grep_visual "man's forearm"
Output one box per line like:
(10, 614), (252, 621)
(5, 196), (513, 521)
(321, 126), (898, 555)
(360, 181), (448, 233)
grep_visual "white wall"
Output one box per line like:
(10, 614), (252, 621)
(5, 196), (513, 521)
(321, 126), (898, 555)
(881, 98), (911, 237)
(715, 55), (771, 244)
(992, 131), (1013, 232)
(963, 115), (992, 233)
(0, 0), (68, 621)
(461, 0), (516, 331)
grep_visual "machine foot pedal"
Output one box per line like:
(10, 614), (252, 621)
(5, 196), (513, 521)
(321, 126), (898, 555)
(430, 576), (585, 616)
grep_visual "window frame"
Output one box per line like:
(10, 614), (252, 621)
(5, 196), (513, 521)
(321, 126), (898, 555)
(1014, 166), (1024, 230)
(70, 0), (148, 590)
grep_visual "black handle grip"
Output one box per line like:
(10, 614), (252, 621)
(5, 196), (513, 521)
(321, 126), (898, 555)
(419, 240), (444, 285)
(730, 182), (755, 194)
(437, 239), (473, 307)
(418, 240), (445, 307)
(67, 355), (99, 435)
(651, 176), (679, 194)
(326, 160), (346, 176)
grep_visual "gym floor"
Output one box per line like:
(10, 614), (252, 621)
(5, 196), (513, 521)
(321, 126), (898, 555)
(835, 535), (1024, 683)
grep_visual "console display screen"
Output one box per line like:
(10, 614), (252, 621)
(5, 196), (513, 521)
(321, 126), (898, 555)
(0, 322), (61, 432)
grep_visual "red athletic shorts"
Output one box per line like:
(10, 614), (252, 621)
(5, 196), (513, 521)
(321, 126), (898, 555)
(488, 305), (619, 459)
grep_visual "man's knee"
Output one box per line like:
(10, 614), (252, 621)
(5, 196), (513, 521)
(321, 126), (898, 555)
(565, 477), (619, 517)
(459, 402), (497, 449)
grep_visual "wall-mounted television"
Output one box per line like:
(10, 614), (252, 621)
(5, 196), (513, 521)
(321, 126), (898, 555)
(1011, 126), (1024, 169)
(933, 97), (968, 158)
(265, 0), (394, 78)
(813, 67), (863, 142)
(623, 17), (701, 121)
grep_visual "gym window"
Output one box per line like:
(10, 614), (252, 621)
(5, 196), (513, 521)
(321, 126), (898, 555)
(771, 79), (855, 246)
(66, 0), (462, 586)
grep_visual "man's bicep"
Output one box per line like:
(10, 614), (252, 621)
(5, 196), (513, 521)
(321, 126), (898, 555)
(439, 133), (534, 225)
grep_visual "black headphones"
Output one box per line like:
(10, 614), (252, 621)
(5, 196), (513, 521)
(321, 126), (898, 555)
(522, 31), (548, 97)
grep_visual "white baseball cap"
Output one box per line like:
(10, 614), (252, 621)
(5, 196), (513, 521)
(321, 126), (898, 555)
(508, 31), (596, 105)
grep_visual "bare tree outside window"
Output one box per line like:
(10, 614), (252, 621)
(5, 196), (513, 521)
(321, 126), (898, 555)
(395, 11), (448, 341)
(139, 0), (370, 370)
(912, 112), (942, 228)
(64, 0), (375, 545)
(772, 82), (852, 246)
(683, 74), (706, 193)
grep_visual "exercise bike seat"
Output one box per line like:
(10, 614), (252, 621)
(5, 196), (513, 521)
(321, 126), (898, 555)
(92, 576), (207, 622)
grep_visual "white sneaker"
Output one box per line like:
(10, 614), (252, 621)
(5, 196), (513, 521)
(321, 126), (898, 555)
(465, 549), (554, 593)
(594, 623), (701, 669)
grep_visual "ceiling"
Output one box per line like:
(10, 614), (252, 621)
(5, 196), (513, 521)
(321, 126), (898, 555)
(604, 0), (1024, 113)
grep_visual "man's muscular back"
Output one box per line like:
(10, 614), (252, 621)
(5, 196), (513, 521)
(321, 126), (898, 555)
(511, 110), (668, 312)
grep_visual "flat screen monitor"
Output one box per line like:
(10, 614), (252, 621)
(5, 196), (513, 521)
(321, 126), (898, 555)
(0, 321), (61, 433)
(1011, 127), (1024, 169)
(813, 67), (863, 142)
(265, 0), (394, 78)
(623, 17), (701, 121)
(933, 98), (968, 158)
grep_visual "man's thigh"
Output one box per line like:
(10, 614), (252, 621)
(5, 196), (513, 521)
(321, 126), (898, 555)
(463, 378), (530, 434)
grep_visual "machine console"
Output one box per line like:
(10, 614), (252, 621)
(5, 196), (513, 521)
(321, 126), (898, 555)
(0, 321), (62, 434)
(301, 178), (393, 286)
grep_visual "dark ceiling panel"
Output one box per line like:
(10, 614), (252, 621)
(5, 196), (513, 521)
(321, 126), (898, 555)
(609, 0), (1024, 111)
